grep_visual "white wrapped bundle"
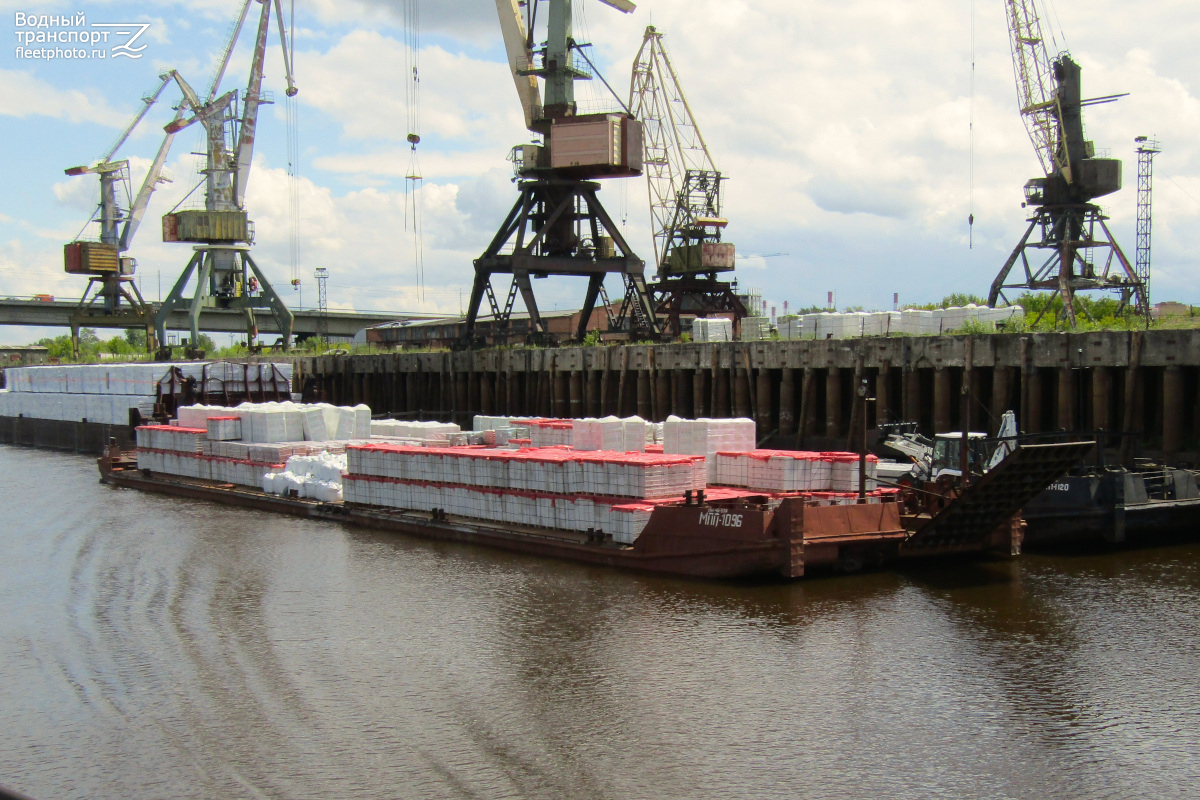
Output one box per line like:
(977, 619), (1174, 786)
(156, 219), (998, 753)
(301, 405), (330, 441)
(206, 416), (242, 441)
(599, 416), (624, 451)
(334, 406), (357, 440)
(353, 404), (371, 438)
(280, 402), (305, 441)
(621, 416), (646, 453)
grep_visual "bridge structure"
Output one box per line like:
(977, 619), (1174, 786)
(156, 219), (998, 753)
(0, 297), (442, 341)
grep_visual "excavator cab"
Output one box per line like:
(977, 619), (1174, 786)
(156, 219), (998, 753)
(931, 432), (991, 480)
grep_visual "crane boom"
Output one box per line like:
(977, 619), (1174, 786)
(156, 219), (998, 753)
(206, 0), (254, 102)
(101, 73), (173, 164)
(494, 0), (543, 130)
(1004, 0), (1066, 181)
(120, 109), (181, 251)
(235, 0), (274, 208)
(629, 26), (728, 278)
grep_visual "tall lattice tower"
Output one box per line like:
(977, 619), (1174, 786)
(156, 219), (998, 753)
(1135, 137), (1161, 305)
(314, 267), (329, 343)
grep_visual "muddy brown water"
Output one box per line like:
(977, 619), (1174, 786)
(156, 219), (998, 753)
(1, 447), (1198, 799)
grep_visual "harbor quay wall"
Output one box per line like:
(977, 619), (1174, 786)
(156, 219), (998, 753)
(294, 329), (1200, 462)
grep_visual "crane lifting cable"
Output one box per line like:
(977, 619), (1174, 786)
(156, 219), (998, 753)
(968, 0), (975, 248)
(286, 0), (301, 293)
(403, 0), (424, 303)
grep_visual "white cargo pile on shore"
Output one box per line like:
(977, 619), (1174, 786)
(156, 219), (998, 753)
(691, 317), (733, 342)
(262, 451), (348, 502)
(772, 305), (1022, 340)
(740, 316), (771, 341)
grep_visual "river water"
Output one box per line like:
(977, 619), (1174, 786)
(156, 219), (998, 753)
(1, 446), (1198, 799)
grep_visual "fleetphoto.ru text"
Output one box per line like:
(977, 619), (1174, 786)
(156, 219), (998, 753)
(14, 12), (150, 60)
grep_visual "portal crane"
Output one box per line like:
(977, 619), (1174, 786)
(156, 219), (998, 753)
(463, 0), (659, 346)
(155, 0), (297, 357)
(628, 25), (746, 337)
(987, 0), (1148, 326)
(63, 72), (181, 354)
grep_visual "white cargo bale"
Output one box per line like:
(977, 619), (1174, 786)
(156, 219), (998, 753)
(621, 416), (646, 452)
(301, 404), (330, 441)
(353, 404), (371, 438)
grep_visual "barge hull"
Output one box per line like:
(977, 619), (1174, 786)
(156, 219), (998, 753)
(98, 451), (934, 580)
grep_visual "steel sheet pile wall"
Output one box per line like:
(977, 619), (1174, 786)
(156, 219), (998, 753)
(343, 444), (708, 544)
(162, 362), (293, 398)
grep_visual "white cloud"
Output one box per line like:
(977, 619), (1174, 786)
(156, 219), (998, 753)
(0, 69), (128, 127)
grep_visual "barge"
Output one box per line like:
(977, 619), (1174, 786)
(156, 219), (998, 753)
(98, 439), (1091, 579)
(1021, 463), (1200, 545)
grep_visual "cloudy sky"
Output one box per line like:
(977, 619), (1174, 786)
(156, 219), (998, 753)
(1, 0), (1197, 344)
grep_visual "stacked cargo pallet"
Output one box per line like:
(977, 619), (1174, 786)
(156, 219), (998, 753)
(135, 424), (290, 487)
(0, 363), (165, 424)
(343, 444), (708, 544)
(370, 419), (461, 441)
(177, 401), (371, 443)
(691, 317), (733, 342)
(713, 450), (879, 493)
(663, 416), (757, 481)
(740, 316), (771, 341)
(0, 361), (295, 425)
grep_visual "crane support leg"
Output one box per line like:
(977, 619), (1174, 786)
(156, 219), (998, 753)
(156, 251), (204, 355)
(578, 274), (605, 341)
(244, 252), (294, 349)
(989, 218), (1038, 307)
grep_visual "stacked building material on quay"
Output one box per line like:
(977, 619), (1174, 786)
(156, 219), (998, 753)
(773, 305), (1023, 340)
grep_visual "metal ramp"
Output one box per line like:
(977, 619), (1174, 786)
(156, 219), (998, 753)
(904, 441), (1094, 550)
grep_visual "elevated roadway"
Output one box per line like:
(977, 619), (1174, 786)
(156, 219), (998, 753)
(0, 298), (443, 339)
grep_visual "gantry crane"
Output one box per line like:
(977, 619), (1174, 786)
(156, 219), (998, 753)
(987, 0), (1148, 326)
(463, 0), (660, 346)
(63, 73), (182, 354)
(628, 25), (745, 338)
(155, 0), (297, 357)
